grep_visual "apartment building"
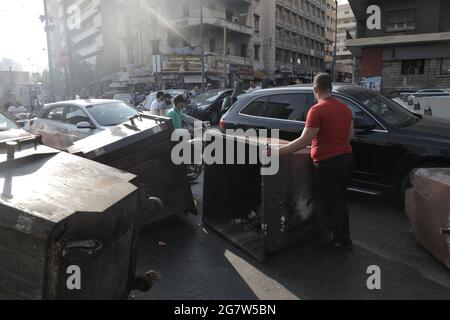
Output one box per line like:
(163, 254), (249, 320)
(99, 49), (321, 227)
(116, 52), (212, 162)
(45, 0), (328, 94)
(133, 0), (257, 89)
(324, 0), (336, 73)
(263, 0), (327, 85)
(45, 0), (123, 98)
(347, 0), (450, 93)
(336, 3), (356, 82)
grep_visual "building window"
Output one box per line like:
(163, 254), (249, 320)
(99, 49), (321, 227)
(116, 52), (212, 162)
(441, 58), (450, 75)
(181, 3), (189, 18)
(387, 9), (416, 32)
(401, 60), (425, 75)
(210, 39), (216, 53)
(254, 45), (260, 61)
(254, 14), (260, 33)
(241, 44), (247, 58)
(127, 45), (135, 65)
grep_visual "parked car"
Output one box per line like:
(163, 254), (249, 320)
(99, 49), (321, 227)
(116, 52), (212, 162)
(0, 111), (32, 142)
(413, 89), (450, 97)
(113, 93), (135, 106)
(30, 99), (140, 149)
(221, 84), (450, 199)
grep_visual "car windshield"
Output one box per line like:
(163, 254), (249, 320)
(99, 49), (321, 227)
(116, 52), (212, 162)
(194, 91), (223, 104)
(0, 113), (18, 131)
(339, 87), (419, 127)
(86, 102), (138, 126)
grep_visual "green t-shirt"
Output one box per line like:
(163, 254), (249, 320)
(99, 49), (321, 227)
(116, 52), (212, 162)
(167, 108), (184, 129)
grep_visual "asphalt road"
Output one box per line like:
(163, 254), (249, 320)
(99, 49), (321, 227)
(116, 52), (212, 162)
(133, 177), (450, 300)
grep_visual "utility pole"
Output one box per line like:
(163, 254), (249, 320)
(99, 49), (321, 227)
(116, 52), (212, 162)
(43, 0), (56, 102)
(223, 26), (227, 89)
(332, 0), (338, 82)
(200, 0), (206, 92)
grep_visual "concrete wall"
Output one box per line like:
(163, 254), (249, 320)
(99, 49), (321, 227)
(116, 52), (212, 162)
(382, 59), (450, 93)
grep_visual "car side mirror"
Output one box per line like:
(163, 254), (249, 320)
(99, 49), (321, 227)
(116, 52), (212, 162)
(354, 116), (377, 131)
(77, 121), (94, 129)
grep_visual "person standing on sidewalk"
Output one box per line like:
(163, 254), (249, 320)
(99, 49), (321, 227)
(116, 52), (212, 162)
(271, 73), (355, 254)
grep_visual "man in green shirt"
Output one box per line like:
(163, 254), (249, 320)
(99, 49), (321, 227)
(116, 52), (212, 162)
(167, 94), (202, 130)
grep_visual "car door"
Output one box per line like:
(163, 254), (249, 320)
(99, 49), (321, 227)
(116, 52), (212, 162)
(64, 106), (98, 146)
(237, 93), (314, 141)
(36, 105), (73, 149)
(334, 95), (391, 194)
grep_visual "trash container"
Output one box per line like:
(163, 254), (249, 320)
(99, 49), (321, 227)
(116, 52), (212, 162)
(67, 114), (196, 225)
(0, 138), (159, 299)
(203, 133), (327, 262)
(405, 168), (450, 269)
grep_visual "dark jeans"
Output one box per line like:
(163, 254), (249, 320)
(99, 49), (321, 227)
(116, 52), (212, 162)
(313, 153), (355, 244)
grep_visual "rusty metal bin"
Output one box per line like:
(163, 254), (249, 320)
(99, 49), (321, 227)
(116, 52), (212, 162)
(0, 138), (157, 300)
(203, 133), (327, 262)
(67, 114), (196, 225)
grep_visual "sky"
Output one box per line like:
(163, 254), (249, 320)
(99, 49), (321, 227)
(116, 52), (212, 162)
(0, 0), (349, 73)
(0, 0), (48, 72)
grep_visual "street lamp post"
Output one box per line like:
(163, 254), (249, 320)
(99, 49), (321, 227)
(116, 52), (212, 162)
(43, 0), (56, 102)
(332, 0), (338, 82)
(200, 0), (206, 92)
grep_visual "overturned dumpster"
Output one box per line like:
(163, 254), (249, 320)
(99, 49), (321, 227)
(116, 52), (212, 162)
(203, 132), (327, 263)
(405, 168), (450, 269)
(0, 137), (160, 299)
(67, 114), (196, 224)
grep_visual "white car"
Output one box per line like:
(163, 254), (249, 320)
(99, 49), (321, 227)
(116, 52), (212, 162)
(31, 99), (140, 149)
(113, 93), (135, 106)
(0, 111), (31, 142)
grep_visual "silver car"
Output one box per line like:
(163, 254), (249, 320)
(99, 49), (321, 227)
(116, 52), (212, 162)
(31, 99), (139, 149)
(0, 111), (31, 142)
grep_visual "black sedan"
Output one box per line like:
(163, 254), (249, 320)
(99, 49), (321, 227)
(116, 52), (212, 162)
(220, 84), (450, 199)
(189, 89), (236, 124)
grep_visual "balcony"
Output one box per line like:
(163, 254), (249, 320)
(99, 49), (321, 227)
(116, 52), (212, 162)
(223, 0), (250, 6)
(174, 17), (252, 36)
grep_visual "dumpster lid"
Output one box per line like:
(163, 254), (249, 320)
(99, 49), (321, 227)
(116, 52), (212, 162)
(0, 151), (137, 227)
(0, 136), (58, 164)
(67, 115), (171, 157)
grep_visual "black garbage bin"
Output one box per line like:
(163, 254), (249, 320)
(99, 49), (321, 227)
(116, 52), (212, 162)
(0, 138), (158, 300)
(67, 114), (196, 225)
(203, 133), (327, 263)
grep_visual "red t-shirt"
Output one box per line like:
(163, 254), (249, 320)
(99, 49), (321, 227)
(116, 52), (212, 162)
(306, 97), (353, 163)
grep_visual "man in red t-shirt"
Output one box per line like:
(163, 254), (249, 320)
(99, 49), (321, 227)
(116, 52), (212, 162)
(276, 73), (355, 254)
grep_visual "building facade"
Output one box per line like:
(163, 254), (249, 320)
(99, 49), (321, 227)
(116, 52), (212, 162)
(45, 0), (329, 96)
(263, 0), (327, 85)
(324, 0), (336, 73)
(347, 0), (450, 94)
(46, 0), (123, 99)
(336, 3), (356, 82)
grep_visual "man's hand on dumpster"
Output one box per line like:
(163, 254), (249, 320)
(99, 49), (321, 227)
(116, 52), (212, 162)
(264, 144), (273, 157)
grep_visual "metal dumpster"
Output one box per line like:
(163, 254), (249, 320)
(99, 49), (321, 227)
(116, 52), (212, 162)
(0, 138), (158, 299)
(203, 133), (327, 263)
(405, 168), (450, 269)
(67, 114), (196, 225)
